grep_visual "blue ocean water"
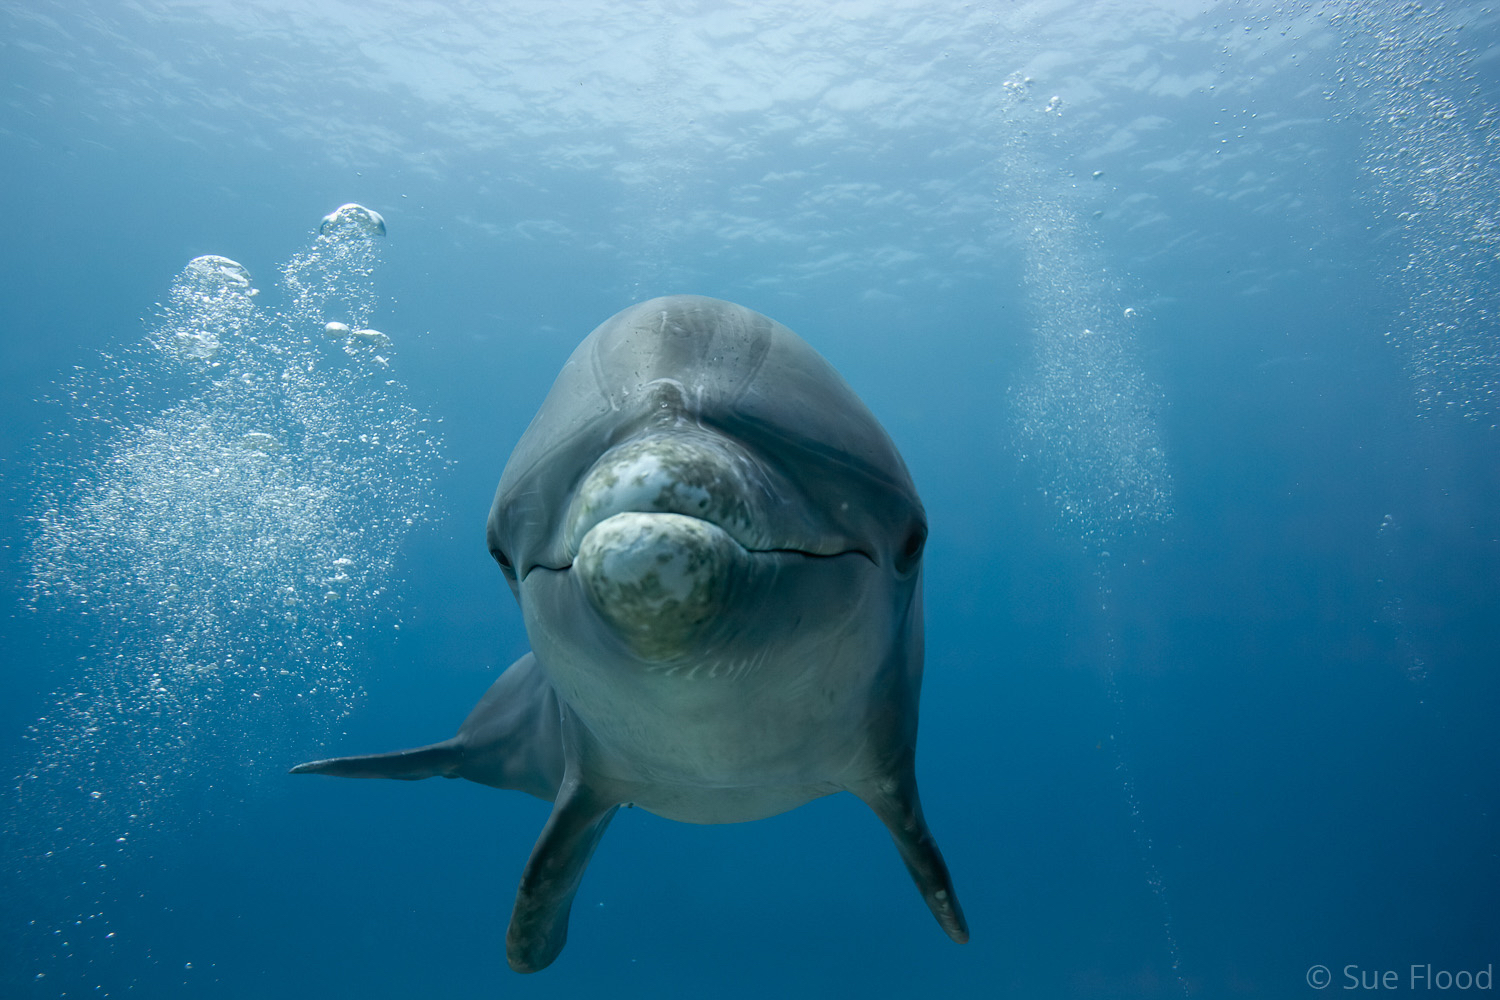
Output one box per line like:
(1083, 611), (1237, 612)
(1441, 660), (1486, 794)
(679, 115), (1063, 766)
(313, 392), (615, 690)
(2, 0), (1497, 996)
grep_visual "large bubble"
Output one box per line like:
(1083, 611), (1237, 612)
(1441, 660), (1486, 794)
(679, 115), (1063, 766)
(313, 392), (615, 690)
(319, 202), (387, 238)
(16, 207), (444, 876)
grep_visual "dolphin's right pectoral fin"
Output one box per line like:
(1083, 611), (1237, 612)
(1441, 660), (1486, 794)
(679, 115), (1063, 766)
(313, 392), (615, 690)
(853, 768), (969, 944)
(506, 780), (618, 973)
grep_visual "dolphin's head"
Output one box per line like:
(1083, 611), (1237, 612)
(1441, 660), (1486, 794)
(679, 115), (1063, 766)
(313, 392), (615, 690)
(486, 296), (925, 700)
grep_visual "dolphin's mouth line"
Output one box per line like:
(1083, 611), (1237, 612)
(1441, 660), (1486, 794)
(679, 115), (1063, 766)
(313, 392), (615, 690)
(531, 548), (872, 575)
(755, 545), (875, 564)
(526, 510), (874, 579)
(535, 548), (869, 571)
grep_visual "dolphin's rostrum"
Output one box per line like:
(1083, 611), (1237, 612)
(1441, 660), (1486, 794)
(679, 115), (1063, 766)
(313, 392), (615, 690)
(292, 295), (967, 972)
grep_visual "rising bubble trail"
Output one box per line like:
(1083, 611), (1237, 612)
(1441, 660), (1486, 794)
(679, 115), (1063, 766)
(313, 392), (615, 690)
(995, 69), (1184, 994)
(12, 204), (443, 979)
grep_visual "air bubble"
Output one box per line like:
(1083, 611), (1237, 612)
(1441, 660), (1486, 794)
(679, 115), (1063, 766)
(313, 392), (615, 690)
(350, 328), (392, 348)
(239, 432), (281, 453)
(184, 256), (252, 290)
(319, 203), (386, 238)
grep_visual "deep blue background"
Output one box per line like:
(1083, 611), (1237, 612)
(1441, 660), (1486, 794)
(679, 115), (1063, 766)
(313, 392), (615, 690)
(2, 1), (1497, 997)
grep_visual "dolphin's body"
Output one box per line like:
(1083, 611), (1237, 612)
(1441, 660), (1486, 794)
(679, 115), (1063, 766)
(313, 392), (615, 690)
(292, 295), (966, 972)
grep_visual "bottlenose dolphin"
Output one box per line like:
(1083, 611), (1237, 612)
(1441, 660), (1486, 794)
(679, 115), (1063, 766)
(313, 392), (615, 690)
(292, 295), (967, 972)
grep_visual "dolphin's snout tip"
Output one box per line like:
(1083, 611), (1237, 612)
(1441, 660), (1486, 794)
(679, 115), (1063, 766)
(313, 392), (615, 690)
(574, 511), (743, 662)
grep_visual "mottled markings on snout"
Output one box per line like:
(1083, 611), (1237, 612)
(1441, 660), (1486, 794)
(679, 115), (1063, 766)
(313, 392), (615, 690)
(565, 433), (765, 558)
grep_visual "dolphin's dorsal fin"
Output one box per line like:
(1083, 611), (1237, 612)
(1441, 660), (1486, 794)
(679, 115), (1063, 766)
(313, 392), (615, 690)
(290, 653), (565, 802)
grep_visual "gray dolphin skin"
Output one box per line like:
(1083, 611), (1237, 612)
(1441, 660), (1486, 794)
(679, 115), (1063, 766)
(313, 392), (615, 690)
(291, 295), (967, 972)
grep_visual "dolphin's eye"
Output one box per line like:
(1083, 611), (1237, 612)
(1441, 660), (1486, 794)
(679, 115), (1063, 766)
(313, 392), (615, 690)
(895, 522), (926, 574)
(493, 548), (516, 575)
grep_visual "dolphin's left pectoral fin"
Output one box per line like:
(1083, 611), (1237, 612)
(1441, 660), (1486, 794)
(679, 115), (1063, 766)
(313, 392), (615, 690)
(853, 769), (969, 944)
(289, 652), (566, 801)
(289, 739), (462, 780)
(506, 780), (619, 973)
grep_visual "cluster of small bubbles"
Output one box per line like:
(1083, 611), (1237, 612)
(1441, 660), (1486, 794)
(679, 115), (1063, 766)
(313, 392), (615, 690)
(324, 319), (394, 357)
(1332, 1), (1500, 419)
(1001, 72), (1033, 95)
(148, 255), (258, 363)
(1374, 512), (1431, 686)
(283, 203), (387, 342)
(993, 91), (1174, 551)
(14, 206), (445, 940)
